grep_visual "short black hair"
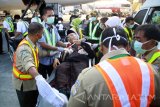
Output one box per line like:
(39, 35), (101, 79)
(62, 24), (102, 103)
(101, 27), (128, 48)
(14, 14), (20, 20)
(100, 17), (108, 24)
(135, 24), (160, 41)
(28, 22), (43, 36)
(125, 16), (134, 23)
(42, 6), (53, 16)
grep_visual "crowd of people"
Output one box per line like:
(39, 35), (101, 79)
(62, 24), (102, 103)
(1, 6), (160, 107)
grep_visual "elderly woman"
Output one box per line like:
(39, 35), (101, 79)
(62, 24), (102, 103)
(64, 30), (95, 60)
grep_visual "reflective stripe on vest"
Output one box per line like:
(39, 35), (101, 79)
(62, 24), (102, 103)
(148, 51), (160, 64)
(0, 26), (2, 32)
(78, 28), (83, 39)
(44, 28), (56, 46)
(95, 57), (154, 107)
(13, 39), (39, 80)
(23, 32), (28, 37)
(89, 22), (99, 40)
(5, 20), (14, 32)
(124, 27), (133, 43)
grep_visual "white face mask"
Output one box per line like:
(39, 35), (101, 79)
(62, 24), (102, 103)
(128, 24), (134, 29)
(46, 16), (55, 25)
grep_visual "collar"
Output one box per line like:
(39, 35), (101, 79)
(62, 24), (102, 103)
(26, 36), (36, 49)
(100, 48), (130, 61)
(144, 47), (159, 62)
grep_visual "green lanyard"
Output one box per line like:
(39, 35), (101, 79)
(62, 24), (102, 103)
(6, 20), (14, 32)
(89, 21), (99, 40)
(44, 28), (56, 47)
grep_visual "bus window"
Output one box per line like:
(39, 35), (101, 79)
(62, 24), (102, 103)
(134, 9), (148, 25)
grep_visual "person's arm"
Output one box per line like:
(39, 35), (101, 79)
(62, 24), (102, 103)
(39, 42), (58, 50)
(57, 41), (66, 48)
(4, 28), (11, 39)
(14, 21), (23, 38)
(14, 32), (22, 38)
(38, 47), (60, 57)
(17, 45), (67, 106)
(54, 26), (67, 48)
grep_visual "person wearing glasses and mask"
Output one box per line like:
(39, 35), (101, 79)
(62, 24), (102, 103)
(133, 24), (160, 72)
(38, 7), (67, 79)
(68, 27), (160, 107)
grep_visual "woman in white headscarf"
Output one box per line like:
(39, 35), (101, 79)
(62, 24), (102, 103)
(105, 16), (123, 28)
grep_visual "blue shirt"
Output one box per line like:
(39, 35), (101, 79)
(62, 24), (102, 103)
(38, 22), (61, 65)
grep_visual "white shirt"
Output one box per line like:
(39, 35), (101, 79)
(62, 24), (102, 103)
(31, 17), (42, 24)
(16, 20), (29, 34)
(3, 20), (11, 31)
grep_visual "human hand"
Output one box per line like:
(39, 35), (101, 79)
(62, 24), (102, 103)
(53, 58), (60, 69)
(57, 47), (64, 52)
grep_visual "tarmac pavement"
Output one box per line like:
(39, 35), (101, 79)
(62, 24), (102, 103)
(0, 33), (20, 107)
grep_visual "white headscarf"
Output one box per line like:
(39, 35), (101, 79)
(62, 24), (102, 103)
(105, 16), (123, 28)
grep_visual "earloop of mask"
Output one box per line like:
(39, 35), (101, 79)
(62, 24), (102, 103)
(102, 28), (128, 52)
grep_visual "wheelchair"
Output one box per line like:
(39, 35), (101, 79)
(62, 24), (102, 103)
(8, 38), (22, 62)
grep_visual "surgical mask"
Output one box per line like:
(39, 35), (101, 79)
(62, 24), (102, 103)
(133, 40), (157, 54)
(128, 24), (134, 29)
(7, 17), (12, 21)
(90, 17), (96, 21)
(46, 16), (55, 24)
(133, 40), (147, 54)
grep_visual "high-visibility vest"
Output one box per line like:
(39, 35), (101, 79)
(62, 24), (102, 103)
(44, 28), (56, 47)
(0, 26), (3, 32)
(124, 27), (133, 43)
(95, 56), (154, 107)
(5, 19), (14, 32)
(22, 21), (29, 37)
(148, 51), (160, 64)
(12, 39), (39, 80)
(89, 21), (99, 40)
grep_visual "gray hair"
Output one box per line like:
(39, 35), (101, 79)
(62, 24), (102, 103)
(28, 22), (43, 36)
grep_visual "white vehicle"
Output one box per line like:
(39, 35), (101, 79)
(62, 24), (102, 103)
(134, 0), (160, 25)
(134, 0), (160, 48)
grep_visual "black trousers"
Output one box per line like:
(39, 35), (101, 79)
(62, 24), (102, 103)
(38, 63), (53, 79)
(0, 32), (2, 53)
(16, 89), (38, 107)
